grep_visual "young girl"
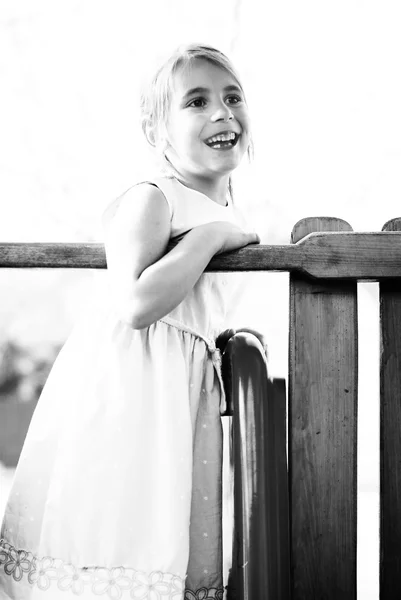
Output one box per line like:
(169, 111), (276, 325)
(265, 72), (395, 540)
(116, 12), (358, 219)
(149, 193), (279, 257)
(0, 43), (260, 599)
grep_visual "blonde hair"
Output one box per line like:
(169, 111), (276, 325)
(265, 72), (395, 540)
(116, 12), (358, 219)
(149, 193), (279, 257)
(140, 43), (254, 200)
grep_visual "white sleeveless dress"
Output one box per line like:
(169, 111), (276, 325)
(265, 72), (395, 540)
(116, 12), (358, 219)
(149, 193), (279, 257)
(0, 175), (248, 600)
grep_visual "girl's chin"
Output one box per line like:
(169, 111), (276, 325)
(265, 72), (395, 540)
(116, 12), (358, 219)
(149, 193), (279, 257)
(209, 153), (244, 171)
(204, 145), (244, 161)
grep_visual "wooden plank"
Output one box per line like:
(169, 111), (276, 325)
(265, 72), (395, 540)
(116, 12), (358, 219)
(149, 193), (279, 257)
(1, 231), (401, 278)
(380, 218), (401, 597)
(289, 217), (358, 599)
(0, 243), (106, 269)
(220, 333), (290, 599)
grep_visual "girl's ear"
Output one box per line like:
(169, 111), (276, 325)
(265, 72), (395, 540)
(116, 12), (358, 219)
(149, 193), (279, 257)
(158, 137), (169, 154)
(142, 118), (157, 147)
(142, 119), (170, 155)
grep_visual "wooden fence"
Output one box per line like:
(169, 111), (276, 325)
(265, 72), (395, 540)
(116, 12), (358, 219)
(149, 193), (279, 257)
(1, 215), (401, 599)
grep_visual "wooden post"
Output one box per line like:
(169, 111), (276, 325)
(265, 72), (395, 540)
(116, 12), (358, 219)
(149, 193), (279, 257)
(380, 218), (401, 597)
(289, 217), (358, 599)
(220, 332), (290, 599)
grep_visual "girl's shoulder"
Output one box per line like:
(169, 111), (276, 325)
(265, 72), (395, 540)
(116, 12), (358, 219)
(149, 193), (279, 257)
(101, 174), (249, 238)
(101, 175), (176, 231)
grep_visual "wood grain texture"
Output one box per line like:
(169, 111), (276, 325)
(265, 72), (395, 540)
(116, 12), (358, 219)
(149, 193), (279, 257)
(0, 243), (106, 269)
(380, 218), (401, 597)
(289, 218), (358, 599)
(1, 231), (401, 278)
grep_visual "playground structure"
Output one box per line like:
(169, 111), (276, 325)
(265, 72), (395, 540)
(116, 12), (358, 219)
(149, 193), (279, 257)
(1, 215), (401, 599)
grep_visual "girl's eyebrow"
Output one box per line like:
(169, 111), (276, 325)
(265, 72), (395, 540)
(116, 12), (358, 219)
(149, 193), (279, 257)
(181, 84), (242, 102)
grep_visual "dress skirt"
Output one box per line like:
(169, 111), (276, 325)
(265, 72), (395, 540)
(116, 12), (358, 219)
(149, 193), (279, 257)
(0, 305), (230, 599)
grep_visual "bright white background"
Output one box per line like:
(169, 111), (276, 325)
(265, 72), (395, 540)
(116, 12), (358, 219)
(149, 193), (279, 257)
(2, 1), (401, 597)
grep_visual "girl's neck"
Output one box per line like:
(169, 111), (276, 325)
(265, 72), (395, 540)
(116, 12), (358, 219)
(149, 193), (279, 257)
(173, 173), (230, 206)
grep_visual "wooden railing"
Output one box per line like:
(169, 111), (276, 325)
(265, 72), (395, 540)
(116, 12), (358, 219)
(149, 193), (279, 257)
(2, 215), (401, 599)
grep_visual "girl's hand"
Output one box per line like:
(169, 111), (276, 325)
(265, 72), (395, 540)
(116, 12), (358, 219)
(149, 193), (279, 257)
(198, 221), (260, 255)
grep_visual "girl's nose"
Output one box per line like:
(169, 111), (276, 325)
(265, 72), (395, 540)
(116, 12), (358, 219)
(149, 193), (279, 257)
(211, 103), (234, 122)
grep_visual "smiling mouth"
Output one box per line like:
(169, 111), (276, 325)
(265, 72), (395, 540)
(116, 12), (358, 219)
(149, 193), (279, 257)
(204, 133), (240, 149)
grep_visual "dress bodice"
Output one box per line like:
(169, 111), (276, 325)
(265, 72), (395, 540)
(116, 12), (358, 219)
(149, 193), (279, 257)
(102, 175), (249, 339)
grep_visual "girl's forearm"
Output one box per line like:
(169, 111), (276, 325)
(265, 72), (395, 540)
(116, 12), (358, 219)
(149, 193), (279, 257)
(122, 227), (220, 329)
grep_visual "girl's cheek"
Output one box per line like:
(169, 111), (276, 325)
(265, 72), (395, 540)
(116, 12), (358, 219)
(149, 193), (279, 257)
(238, 107), (250, 123)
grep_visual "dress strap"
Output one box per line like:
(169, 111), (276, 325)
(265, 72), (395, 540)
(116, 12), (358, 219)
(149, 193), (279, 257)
(159, 316), (227, 415)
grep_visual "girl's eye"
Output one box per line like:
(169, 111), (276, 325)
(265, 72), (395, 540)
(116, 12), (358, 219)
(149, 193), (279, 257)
(187, 95), (243, 108)
(188, 98), (206, 108)
(227, 95), (242, 104)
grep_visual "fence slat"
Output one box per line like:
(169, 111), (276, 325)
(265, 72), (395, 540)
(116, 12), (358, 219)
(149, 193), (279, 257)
(220, 332), (290, 599)
(289, 217), (358, 599)
(380, 218), (401, 597)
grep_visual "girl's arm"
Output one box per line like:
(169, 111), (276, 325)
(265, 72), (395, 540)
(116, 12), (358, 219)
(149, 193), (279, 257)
(104, 184), (257, 329)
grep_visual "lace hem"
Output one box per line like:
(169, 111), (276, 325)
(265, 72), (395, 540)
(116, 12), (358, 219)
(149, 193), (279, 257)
(0, 539), (224, 599)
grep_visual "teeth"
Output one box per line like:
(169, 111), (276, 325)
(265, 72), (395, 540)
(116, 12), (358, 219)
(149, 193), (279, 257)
(206, 132), (236, 144)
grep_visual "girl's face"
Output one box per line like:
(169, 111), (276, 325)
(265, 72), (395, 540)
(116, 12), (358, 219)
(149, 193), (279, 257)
(163, 59), (251, 182)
